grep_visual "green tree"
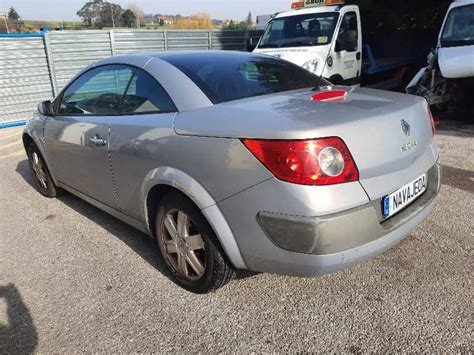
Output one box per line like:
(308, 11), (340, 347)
(77, 0), (104, 27)
(100, 2), (124, 27)
(224, 20), (249, 31)
(246, 11), (253, 25)
(122, 9), (136, 28)
(8, 6), (20, 21)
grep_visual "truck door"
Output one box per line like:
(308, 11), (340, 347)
(330, 9), (362, 85)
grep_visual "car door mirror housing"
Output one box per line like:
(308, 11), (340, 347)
(38, 100), (54, 116)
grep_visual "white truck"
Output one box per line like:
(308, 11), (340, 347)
(406, 0), (474, 114)
(253, 0), (362, 85)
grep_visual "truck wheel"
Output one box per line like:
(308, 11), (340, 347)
(155, 193), (235, 293)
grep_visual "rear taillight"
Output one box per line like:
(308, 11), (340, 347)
(428, 105), (436, 137)
(242, 137), (359, 186)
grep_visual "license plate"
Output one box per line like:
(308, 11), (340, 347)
(382, 174), (427, 219)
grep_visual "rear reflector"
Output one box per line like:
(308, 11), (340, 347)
(311, 90), (347, 103)
(242, 137), (359, 186)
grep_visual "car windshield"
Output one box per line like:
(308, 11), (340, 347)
(162, 53), (326, 104)
(441, 4), (474, 47)
(258, 12), (339, 48)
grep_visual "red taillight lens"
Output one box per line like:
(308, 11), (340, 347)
(242, 137), (359, 186)
(311, 90), (347, 102)
(428, 106), (436, 137)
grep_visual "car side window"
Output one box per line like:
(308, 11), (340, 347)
(337, 12), (358, 51)
(120, 69), (177, 114)
(58, 65), (134, 116)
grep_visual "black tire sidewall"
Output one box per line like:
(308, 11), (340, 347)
(155, 194), (227, 293)
(27, 144), (57, 198)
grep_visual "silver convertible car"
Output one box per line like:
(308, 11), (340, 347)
(23, 51), (440, 293)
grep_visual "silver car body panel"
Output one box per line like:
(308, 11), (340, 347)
(175, 86), (436, 200)
(25, 52), (439, 275)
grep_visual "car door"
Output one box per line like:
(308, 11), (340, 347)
(44, 65), (134, 208)
(108, 68), (178, 220)
(332, 10), (362, 85)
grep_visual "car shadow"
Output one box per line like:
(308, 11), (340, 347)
(15, 159), (257, 284)
(15, 159), (173, 282)
(0, 283), (38, 353)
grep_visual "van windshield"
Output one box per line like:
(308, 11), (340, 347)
(441, 5), (474, 47)
(258, 12), (339, 48)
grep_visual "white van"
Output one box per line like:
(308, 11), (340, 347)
(253, 0), (362, 85)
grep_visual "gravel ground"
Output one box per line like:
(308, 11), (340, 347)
(0, 125), (472, 352)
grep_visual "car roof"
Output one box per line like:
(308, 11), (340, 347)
(94, 50), (265, 67)
(145, 50), (260, 61)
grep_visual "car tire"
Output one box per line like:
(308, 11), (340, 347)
(26, 143), (61, 198)
(155, 193), (235, 293)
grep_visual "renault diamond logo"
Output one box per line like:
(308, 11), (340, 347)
(401, 119), (410, 137)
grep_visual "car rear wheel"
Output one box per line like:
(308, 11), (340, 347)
(26, 144), (61, 198)
(156, 193), (235, 293)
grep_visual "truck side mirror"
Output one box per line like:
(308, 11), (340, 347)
(38, 100), (54, 117)
(335, 38), (345, 52)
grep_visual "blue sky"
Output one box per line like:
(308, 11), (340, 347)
(1, 0), (291, 21)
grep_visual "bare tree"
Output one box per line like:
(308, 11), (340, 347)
(127, 4), (145, 28)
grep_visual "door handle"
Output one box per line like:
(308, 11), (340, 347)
(89, 135), (107, 146)
(356, 52), (361, 60)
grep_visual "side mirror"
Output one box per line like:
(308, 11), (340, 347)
(335, 38), (346, 52)
(37, 100), (54, 116)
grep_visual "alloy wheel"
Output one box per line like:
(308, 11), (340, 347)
(31, 151), (48, 190)
(160, 209), (206, 281)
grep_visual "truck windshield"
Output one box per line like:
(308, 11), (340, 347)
(441, 5), (474, 47)
(258, 12), (339, 48)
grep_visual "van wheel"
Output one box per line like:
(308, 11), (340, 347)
(26, 144), (61, 198)
(155, 193), (235, 293)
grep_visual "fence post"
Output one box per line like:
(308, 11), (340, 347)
(43, 32), (58, 97)
(208, 31), (213, 50)
(164, 30), (168, 51)
(109, 29), (116, 56)
(244, 30), (250, 51)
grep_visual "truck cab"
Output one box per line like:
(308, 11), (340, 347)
(253, 0), (362, 85)
(406, 0), (474, 115)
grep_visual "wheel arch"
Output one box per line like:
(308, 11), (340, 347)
(141, 167), (247, 269)
(22, 133), (34, 151)
(22, 132), (59, 186)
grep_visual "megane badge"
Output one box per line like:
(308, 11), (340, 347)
(401, 119), (410, 137)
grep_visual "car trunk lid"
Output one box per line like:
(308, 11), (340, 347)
(174, 87), (437, 200)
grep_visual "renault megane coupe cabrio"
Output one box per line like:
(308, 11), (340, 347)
(23, 51), (440, 293)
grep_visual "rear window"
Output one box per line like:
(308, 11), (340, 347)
(161, 53), (321, 104)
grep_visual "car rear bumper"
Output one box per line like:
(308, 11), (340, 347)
(217, 161), (440, 277)
(258, 162), (441, 256)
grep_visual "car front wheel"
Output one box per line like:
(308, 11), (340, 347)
(156, 193), (235, 293)
(26, 144), (61, 198)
